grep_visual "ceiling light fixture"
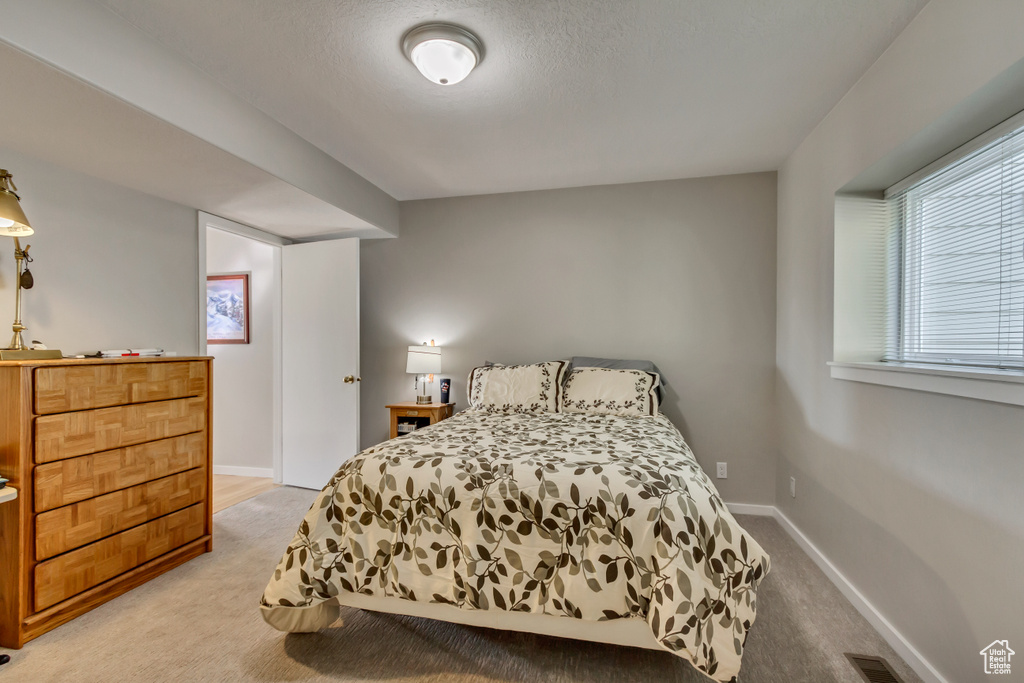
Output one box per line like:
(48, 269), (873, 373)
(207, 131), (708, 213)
(401, 23), (483, 86)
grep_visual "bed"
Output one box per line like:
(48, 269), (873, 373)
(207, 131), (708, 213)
(261, 362), (770, 682)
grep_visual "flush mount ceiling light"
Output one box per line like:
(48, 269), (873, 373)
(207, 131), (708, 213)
(402, 23), (483, 86)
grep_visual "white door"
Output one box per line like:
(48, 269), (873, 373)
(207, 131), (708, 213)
(281, 239), (360, 489)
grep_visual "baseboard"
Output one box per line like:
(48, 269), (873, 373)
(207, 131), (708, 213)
(771, 508), (947, 683)
(725, 502), (775, 517)
(212, 465), (274, 478)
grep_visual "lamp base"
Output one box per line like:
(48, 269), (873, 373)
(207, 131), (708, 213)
(0, 348), (63, 360)
(416, 394), (432, 405)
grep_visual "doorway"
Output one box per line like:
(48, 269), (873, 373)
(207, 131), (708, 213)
(198, 213), (284, 484)
(197, 212), (362, 495)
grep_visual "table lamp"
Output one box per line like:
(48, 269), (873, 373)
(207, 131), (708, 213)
(407, 343), (442, 404)
(0, 169), (61, 360)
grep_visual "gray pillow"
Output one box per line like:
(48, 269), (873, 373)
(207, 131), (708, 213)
(571, 356), (666, 401)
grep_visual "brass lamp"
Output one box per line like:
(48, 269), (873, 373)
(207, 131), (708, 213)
(0, 169), (61, 360)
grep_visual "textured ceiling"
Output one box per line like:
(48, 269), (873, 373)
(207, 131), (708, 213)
(0, 42), (381, 239)
(97, 0), (929, 200)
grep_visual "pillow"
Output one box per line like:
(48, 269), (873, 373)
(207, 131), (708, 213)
(562, 367), (660, 417)
(571, 356), (665, 401)
(468, 361), (568, 413)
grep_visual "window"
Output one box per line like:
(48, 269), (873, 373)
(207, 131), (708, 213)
(885, 119), (1024, 369)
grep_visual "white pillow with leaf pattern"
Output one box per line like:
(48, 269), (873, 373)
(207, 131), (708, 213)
(562, 367), (660, 417)
(467, 361), (567, 413)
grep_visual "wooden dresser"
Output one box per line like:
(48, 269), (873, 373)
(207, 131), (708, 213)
(0, 357), (213, 648)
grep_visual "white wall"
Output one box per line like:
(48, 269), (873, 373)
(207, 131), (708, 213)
(361, 173), (778, 505)
(0, 0), (399, 236)
(776, 2), (1024, 681)
(0, 147), (197, 354)
(205, 227), (277, 475)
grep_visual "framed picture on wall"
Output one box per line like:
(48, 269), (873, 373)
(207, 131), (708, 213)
(207, 273), (250, 344)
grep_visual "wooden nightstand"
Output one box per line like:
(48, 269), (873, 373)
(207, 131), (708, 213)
(387, 402), (455, 439)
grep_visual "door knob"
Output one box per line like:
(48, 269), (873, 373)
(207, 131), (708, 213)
(344, 375), (361, 383)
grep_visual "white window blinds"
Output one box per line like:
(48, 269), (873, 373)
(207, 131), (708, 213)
(885, 120), (1024, 368)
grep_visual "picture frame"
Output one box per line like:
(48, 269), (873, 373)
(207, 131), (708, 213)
(206, 273), (250, 344)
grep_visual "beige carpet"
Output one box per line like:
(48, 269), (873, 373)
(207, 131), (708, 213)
(1, 486), (922, 682)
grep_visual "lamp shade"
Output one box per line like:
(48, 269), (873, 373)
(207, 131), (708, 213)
(0, 170), (33, 237)
(407, 345), (442, 374)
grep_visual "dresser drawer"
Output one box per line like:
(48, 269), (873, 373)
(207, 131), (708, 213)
(34, 397), (207, 464)
(34, 433), (207, 512)
(34, 361), (208, 414)
(34, 503), (206, 611)
(35, 468), (206, 560)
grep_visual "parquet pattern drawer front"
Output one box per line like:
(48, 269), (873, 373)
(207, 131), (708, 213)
(34, 361), (208, 414)
(34, 396), (207, 463)
(34, 503), (206, 611)
(33, 433), (207, 512)
(35, 469), (206, 560)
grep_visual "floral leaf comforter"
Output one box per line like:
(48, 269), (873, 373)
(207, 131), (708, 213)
(261, 410), (769, 682)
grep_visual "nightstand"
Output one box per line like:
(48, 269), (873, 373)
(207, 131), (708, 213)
(387, 402), (455, 439)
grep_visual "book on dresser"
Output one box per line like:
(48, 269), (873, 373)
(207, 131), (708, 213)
(0, 356), (213, 648)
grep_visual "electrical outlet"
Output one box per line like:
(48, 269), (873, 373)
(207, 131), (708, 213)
(790, 476), (796, 498)
(716, 462), (727, 479)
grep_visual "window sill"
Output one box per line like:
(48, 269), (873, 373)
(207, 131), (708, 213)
(828, 361), (1024, 407)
